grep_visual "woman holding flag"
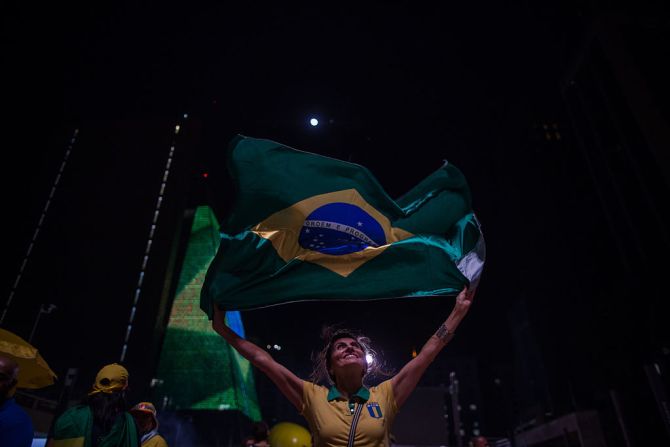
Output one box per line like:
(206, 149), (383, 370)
(208, 136), (483, 447)
(212, 286), (474, 447)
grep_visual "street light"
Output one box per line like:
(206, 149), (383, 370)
(29, 304), (56, 343)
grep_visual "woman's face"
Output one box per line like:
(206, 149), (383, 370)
(134, 413), (155, 433)
(328, 337), (367, 379)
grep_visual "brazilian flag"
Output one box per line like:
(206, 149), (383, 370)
(201, 135), (485, 313)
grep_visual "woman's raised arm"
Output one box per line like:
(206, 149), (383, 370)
(212, 305), (304, 410)
(391, 287), (474, 407)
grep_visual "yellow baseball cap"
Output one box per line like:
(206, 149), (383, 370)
(89, 363), (129, 395)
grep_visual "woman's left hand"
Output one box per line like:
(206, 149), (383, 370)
(445, 286), (475, 331)
(391, 285), (476, 407)
(453, 286), (474, 316)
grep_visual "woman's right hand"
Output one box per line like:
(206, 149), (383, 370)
(212, 304), (227, 335)
(209, 303), (304, 411)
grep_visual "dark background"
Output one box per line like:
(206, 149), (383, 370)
(2, 1), (669, 445)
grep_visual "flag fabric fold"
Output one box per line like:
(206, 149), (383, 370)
(201, 135), (485, 313)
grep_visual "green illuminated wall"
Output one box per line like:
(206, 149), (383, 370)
(154, 206), (261, 420)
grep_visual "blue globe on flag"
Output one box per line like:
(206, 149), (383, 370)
(298, 203), (387, 255)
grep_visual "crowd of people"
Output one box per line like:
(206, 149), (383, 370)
(1, 286), (493, 447)
(1, 358), (167, 447)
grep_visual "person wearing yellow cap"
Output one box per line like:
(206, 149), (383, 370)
(129, 402), (168, 447)
(46, 363), (140, 447)
(212, 286), (474, 447)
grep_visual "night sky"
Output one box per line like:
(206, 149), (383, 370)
(3, 1), (670, 444)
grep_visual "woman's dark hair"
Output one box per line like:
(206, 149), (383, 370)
(309, 325), (393, 386)
(86, 391), (128, 434)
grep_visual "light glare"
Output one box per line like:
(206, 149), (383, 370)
(310, 118), (319, 127)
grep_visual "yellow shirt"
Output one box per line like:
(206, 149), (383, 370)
(142, 433), (168, 447)
(301, 380), (397, 447)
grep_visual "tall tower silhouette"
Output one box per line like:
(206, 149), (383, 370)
(152, 205), (261, 421)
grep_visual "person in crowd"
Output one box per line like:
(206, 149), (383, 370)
(471, 435), (490, 447)
(242, 420), (270, 447)
(46, 363), (139, 447)
(212, 287), (474, 447)
(129, 401), (168, 447)
(0, 355), (34, 447)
